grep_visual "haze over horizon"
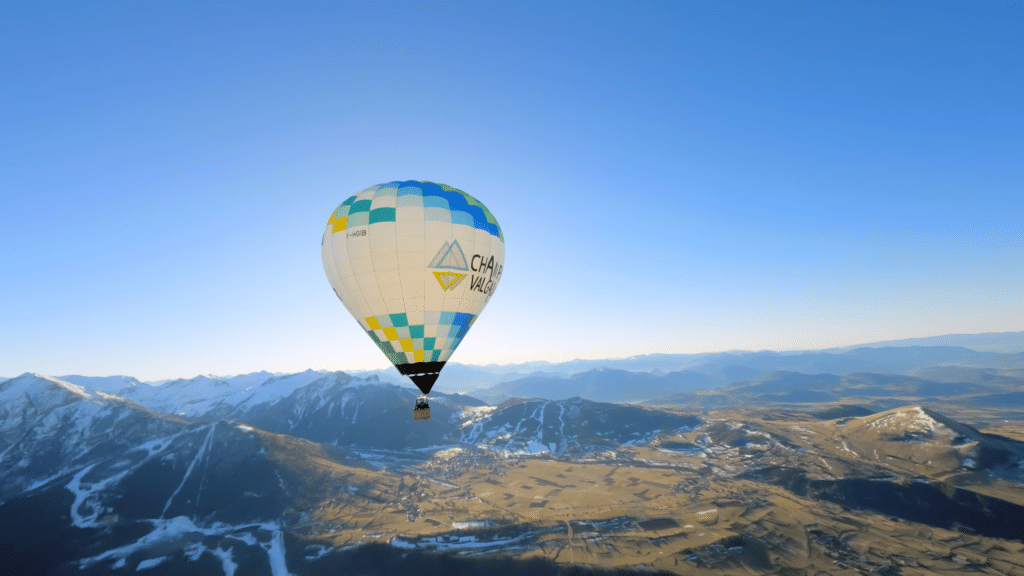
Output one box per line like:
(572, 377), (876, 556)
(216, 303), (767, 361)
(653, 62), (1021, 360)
(3, 2), (1021, 381)
(4, 329), (1020, 387)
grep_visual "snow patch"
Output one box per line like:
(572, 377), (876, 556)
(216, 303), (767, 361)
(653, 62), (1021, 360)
(867, 406), (954, 438)
(211, 545), (239, 576)
(434, 447), (464, 459)
(452, 521), (489, 529)
(460, 405), (497, 428)
(78, 516), (207, 566)
(428, 478), (459, 489)
(303, 545), (333, 561)
(66, 464), (105, 528)
(391, 532), (531, 551)
(512, 440), (550, 455)
(78, 517), (293, 575)
(162, 424), (216, 517)
(264, 524), (291, 576)
(136, 556), (170, 570)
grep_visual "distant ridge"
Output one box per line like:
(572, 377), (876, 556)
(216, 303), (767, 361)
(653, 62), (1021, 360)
(343, 331), (1024, 387)
(825, 331), (1024, 354)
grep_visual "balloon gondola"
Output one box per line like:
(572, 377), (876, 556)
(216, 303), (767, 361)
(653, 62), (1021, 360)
(413, 396), (431, 421)
(321, 181), (505, 421)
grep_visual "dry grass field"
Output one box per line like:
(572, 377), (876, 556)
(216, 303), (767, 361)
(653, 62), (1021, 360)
(263, 407), (1024, 575)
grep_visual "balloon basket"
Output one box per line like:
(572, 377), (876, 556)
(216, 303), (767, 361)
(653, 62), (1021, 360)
(414, 396), (431, 421)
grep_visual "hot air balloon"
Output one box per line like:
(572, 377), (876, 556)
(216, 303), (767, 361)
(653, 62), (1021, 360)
(321, 181), (505, 420)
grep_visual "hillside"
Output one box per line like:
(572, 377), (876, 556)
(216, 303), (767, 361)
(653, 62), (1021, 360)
(2, 370), (1024, 575)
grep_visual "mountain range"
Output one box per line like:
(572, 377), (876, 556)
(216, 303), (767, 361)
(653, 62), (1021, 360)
(2, 338), (1023, 575)
(312, 330), (1024, 390)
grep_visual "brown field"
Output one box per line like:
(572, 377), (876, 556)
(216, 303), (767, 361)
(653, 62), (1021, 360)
(268, 410), (1024, 575)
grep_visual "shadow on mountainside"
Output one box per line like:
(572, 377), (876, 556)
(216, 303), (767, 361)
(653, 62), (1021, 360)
(742, 466), (1024, 542)
(304, 542), (680, 576)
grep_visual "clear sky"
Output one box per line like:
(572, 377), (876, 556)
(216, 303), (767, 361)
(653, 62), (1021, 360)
(2, 1), (1021, 380)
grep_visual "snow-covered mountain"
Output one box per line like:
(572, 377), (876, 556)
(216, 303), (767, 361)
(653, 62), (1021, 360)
(0, 370), (709, 574)
(55, 374), (143, 397)
(226, 372), (463, 450)
(2, 417), (332, 575)
(32, 344), (1024, 417)
(0, 369), (715, 476)
(0, 372), (379, 574)
(0, 373), (187, 498)
(1, 373), (93, 436)
(4, 367), (1024, 575)
(839, 405), (1024, 474)
(3, 370), (709, 469)
(113, 370), (333, 419)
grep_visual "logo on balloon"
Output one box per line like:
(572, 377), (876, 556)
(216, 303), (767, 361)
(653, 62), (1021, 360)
(429, 240), (469, 292)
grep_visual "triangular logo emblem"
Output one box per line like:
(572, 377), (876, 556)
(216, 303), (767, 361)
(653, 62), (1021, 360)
(433, 271), (467, 291)
(428, 240), (469, 271)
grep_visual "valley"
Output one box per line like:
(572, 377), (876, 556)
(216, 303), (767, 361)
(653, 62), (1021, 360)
(282, 407), (1024, 575)
(2, 348), (1024, 575)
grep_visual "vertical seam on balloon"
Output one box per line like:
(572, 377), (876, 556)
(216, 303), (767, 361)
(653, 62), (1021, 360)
(391, 189), (411, 366)
(339, 223), (374, 333)
(420, 186), (428, 364)
(340, 191), (380, 343)
(324, 234), (346, 313)
(324, 218), (364, 327)
(368, 196), (401, 364)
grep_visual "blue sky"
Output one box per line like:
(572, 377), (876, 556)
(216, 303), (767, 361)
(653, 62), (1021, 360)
(2, 1), (1021, 380)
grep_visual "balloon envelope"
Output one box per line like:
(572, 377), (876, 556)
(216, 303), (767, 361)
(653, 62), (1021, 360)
(321, 181), (505, 394)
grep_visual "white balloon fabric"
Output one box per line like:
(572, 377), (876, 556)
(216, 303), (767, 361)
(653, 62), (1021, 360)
(321, 181), (505, 394)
